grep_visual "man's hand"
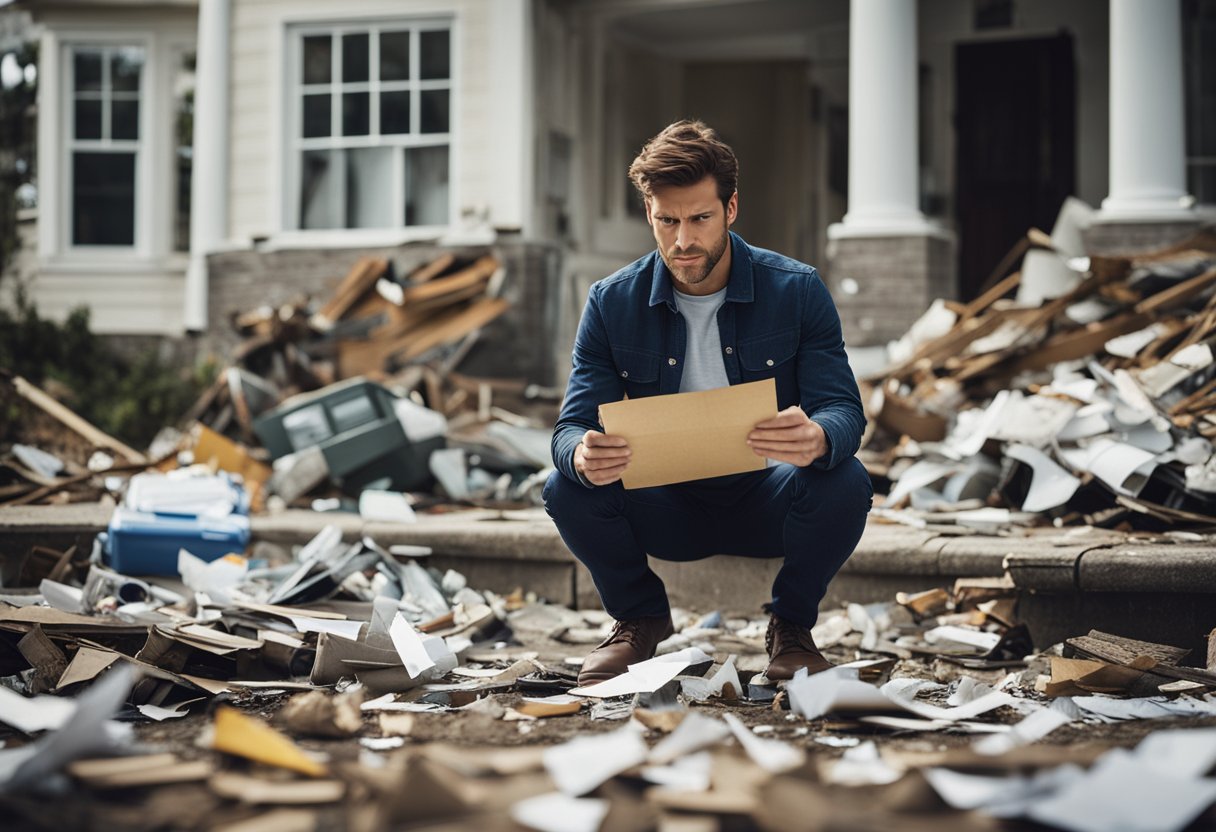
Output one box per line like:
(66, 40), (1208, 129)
(747, 406), (827, 467)
(575, 430), (632, 486)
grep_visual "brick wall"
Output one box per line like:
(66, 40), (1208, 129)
(201, 238), (563, 386)
(824, 234), (957, 347)
(1082, 219), (1206, 256)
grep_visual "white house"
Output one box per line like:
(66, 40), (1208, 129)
(12, 0), (1215, 371)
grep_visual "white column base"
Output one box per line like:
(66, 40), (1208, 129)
(828, 214), (954, 241)
(1097, 194), (1196, 223)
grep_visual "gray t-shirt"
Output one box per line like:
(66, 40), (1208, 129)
(674, 286), (729, 393)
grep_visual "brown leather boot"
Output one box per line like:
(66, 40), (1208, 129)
(764, 614), (833, 681)
(577, 615), (675, 687)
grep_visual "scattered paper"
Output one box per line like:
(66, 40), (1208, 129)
(289, 616), (366, 642)
(723, 712), (805, 774)
(0, 687), (78, 733)
(510, 792), (610, 832)
(649, 712), (732, 765)
(389, 612), (457, 680)
(569, 647), (711, 698)
(1005, 444), (1082, 512)
(542, 726), (648, 796)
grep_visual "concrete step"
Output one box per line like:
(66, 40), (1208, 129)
(2, 503), (1214, 656)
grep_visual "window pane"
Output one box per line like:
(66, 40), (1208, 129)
(380, 91), (411, 134)
(112, 99), (139, 140)
(342, 91), (369, 136)
(405, 145), (448, 226)
(303, 35), (332, 84)
(342, 33), (369, 83)
(419, 30), (449, 80)
(379, 31), (410, 81)
(75, 99), (102, 139)
(73, 151), (136, 246)
(303, 93), (331, 138)
(110, 48), (143, 93)
(420, 89), (449, 134)
(300, 149), (339, 229)
(74, 52), (102, 92)
(346, 147), (393, 228)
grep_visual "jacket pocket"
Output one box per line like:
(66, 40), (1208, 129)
(738, 326), (799, 375)
(611, 346), (661, 385)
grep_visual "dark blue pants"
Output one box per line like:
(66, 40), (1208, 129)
(542, 458), (873, 629)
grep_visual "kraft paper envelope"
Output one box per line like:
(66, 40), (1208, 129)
(598, 378), (777, 489)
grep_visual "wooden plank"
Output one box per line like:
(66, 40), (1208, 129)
(1135, 266), (1216, 314)
(398, 298), (511, 362)
(1067, 630), (1190, 666)
(407, 252), (456, 284)
(1000, 312), (1153, 376)
(961, 269), (1022, 321)
(401, 255), (498, 305)
(312, 258), (387, 327)
(11, 376), (146, 463)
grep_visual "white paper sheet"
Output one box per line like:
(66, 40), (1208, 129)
(648, 712), (732, 765)
(388, 612), (457, 680)
(1072, 694), (1216, 721)
(640, 751), (712, 792)
(973, 703), (1073, 755)
(38, 580), (84, 614)
(289, 616), (366, 642)
(786, 668), (900, 720)
(510, 792), (610, 832)
(723, 712), (805, 774)
(924, 765), (1084, 816)
(1025, 749), (1216, 832)
(542, 726), (649, 796)
(1134, 727), (1216, 779)
(1059, 438), (1158, 496)
(1005, 444), (1082, 512)
(0, 687), (77, 733)
(923, 626), (1002, 653)
(823, 740), (903, 786)
(880, 677), (1015, 721)
(568, 647), (711, 698)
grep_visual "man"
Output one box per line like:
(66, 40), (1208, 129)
(544, 120), (872, 686)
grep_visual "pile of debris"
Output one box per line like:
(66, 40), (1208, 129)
(1, 250), (560, 514)
(1, 529), (1215, 832)
(865, 205), (1216, 531)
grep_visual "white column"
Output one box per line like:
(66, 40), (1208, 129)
(1100, 0), (1192, 219)
(184, 0), (231, 332)
(830, 0), (933, 238)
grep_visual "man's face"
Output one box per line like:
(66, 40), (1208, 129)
(646, 176), (737, 294)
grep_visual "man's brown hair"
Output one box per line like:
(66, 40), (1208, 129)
(628, 120), (738, 206)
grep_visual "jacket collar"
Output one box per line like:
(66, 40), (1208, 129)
(648, 231), (755, 310)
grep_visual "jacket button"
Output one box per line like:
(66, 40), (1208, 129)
(668, 357), (677, 366)
(724, 347), (733, 354)
(620, 371), (628, 378)
(766, 359), (774, 366)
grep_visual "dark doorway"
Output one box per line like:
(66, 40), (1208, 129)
(955, 34), (1076, 299)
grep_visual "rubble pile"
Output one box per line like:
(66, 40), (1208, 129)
(865, 212), (1216, 531)
(1, 250), (561, 514)
(1, 533), (1215, 832)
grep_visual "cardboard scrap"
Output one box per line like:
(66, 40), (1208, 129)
(211, 707), (328, 778)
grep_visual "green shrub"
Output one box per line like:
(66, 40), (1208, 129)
(0, 289), (216, 449)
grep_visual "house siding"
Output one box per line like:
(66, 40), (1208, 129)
(226, 0), (529, 243)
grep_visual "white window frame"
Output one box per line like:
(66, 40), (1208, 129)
(284, 18), (456, 233)
(60, 36), (154, 259)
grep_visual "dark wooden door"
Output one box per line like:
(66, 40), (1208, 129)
(955, 35), (1076, 299)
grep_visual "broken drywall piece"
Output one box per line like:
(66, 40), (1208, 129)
(542, 726), (648, 796)
(680, 655), (740, 702)
(568, 647), (711, 698)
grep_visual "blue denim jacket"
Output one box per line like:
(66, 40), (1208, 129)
(551, 232), (866, 486)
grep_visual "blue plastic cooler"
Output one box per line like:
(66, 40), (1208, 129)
(103, 508), (251, 575)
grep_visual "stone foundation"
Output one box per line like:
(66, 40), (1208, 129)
(824, 233), (956, 347)
(1082, 218), (1206, 256)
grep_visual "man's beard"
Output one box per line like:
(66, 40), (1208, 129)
(663, 228), (729, 289)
